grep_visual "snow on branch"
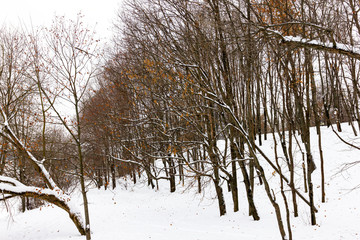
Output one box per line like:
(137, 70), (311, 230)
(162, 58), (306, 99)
(283, 36), (360, 59)
(264, 28), (360, 60)
(0, 107), (57, 189)
(0, 178), (67, 202)
(0, 174), (86, 234)
(0, 175), (86, 235)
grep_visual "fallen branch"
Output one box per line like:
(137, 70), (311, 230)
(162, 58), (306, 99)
(0, 179), (85, 235)
(0, 107), (86, 236)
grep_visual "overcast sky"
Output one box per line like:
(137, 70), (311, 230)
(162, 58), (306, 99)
(1, 0), (123, 40)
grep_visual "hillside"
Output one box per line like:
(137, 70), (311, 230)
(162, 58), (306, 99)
(1, 123), (359, 240)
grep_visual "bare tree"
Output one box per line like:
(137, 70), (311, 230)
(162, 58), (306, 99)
(36, 14), (101, 240)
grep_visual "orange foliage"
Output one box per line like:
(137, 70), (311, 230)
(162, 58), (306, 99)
(253, 0), (301, 35)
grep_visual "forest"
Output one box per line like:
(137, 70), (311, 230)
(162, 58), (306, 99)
(1, 0), (360, 240)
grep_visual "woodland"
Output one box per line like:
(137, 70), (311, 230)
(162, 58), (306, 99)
(1, 0), (360, 240)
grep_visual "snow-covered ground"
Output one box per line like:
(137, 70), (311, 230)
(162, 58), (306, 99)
(1, 123), (360, 239)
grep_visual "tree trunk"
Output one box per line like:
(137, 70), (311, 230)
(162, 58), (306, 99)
(213, 167), (226, 216)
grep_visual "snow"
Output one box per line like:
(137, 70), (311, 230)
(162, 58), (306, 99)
(262, 28), (360, 59)
(283, 35), (360, 55)
(1, 123), (360, 239)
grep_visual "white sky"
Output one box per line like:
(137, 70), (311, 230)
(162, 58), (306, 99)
(1, 0), (123, 40)
(0, 0), (124, 118)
